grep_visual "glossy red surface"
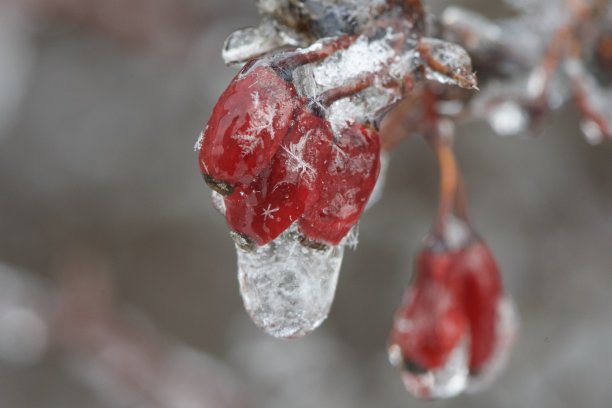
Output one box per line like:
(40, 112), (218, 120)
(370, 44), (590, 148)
(224, 108), (333, 245)
(198, 63), (299, 185)
(299, 123), (381, 245)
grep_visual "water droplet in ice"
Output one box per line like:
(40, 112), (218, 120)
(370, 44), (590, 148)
(488, 101), (528, 136)
(467, 297), (518, 393)
(388, 337), (469, 399)
(236, 226), (344, 339)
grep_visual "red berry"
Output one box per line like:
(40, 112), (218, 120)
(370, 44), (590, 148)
(389, 248), (467, 370)
(224, 108), (334, 245)
(198, 62), (300, 187)
(298, 123), (381, 245)
(453, 240), (502, 373)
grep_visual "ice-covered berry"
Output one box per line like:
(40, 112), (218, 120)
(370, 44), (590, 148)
(198, 61), (300, 189)
(389, 247), (467, 371)
(224, 108), (334, 245)
(298, 123), (381, 245)
(453, 240), (502, 373)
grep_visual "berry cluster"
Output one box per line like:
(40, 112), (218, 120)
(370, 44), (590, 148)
(197, 46), (381, 247)
(388, 231), (515, 398)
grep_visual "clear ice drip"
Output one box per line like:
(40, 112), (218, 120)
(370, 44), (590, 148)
(389, 337), (470, 399)
(236, 225), (345, 339)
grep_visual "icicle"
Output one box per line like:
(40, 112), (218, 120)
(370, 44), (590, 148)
(236, 225), (344, 339)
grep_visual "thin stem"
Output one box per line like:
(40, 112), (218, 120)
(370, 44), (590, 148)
(454, 171), (471, 224)
(315, 74), (376, 107)
(422, 87), (460, 238)
(430, 125), (459, 238)
(275, 35), (358, 72)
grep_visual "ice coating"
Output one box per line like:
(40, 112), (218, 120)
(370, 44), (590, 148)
(389, 337), (469, 399)
(311, 34), (396, 90)
(236, 225), (344, 339)
(419, 37), (478, 89)
(467, 297), (518, 393)
(255, 0), (388, 37)
(222, 18), (305, 65)
(365, 151), (389, 211)
(211, 191), (226, 215)
(291, 30), (419, 133)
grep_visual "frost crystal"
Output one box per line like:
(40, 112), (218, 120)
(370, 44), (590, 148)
(281, 131), (317, 184)
(231, 91), (277, 156)
(236, 226), (344, 339)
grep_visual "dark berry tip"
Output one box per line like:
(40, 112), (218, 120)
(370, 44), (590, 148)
(203, 174), (234, 196)
(403, 358), (429, 375)
(230, 231), (256, 252)
(298, 234), (331, 251)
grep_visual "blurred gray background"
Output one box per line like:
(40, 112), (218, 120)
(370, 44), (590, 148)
(1, 0), (611, 407)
